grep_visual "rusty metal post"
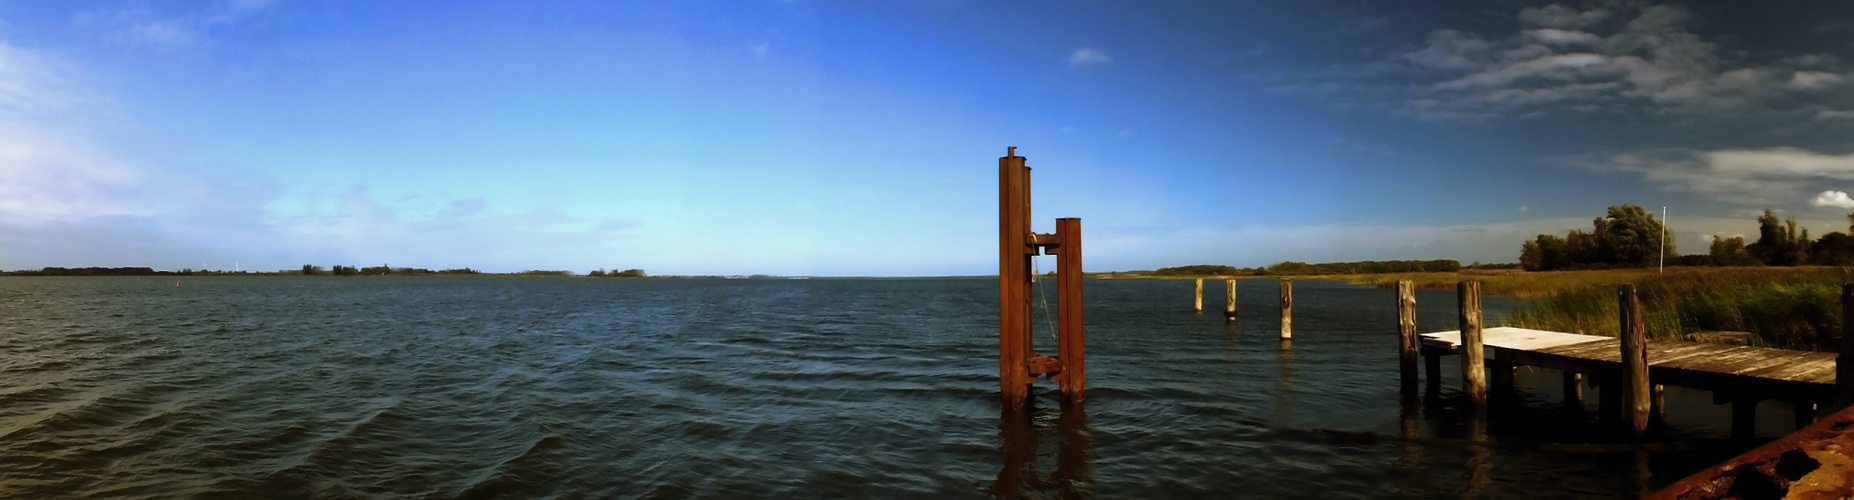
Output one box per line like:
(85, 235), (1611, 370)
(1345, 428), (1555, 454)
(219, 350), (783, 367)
(1057, 217), (1085, 403)
(999, 148), (1031, 409)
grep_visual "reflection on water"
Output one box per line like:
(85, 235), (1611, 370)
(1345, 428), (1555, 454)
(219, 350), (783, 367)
(988, 403), (1094, 499)
(1275, 340), (1296, 426)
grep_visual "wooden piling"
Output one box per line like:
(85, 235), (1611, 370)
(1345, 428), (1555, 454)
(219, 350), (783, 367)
(1620, 284), (1650, 435)
(1492, 362), (1516, 397)
(1225, 279), (1237, 322)
(1459, 281), (1486, 408)
(1194, 278), (1204, 313)
(1397, 280), (1417, 395)
(1733, 399), (1757, 440)
(1056, 217), (1085, 403)
(1279, 279), (1293, 340)
(1840, 284), (1854, 407)
(1599, 377), (1620, 425)
(1564, 372), (1584, 409)
(1424, 351), (1442, 395)
(1652, 384), (1666, 421)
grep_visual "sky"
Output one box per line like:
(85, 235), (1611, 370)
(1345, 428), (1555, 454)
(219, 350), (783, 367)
(2, 1), (1853, 276)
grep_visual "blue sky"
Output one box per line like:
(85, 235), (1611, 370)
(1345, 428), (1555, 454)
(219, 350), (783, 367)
(3, 1), (1853, 275)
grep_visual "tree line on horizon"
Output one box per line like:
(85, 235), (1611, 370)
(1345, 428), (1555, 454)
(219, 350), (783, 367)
(1519, 205), (1854, 271)
(1149, 259), (1477, 277)
(299, 264), (482, 276)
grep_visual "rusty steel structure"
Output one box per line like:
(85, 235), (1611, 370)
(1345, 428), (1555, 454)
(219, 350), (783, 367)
(1649, 403), (1854, 499)
(998, 147), (1085, 409)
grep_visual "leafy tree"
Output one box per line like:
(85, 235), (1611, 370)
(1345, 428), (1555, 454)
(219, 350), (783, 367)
(1596, 204), (1674, 266)
(613, 269), (647, 278)
(1748, 210), (1809, 266)
(1809, 232), (1854, 266)
(1517, 204), (1673, 270)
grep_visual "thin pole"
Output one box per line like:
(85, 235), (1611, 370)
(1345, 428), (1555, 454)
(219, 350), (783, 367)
(1660, 206), (1667, 274)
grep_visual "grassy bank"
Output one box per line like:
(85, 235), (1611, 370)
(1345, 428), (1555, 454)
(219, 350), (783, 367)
(1344, 267), (1854, 350)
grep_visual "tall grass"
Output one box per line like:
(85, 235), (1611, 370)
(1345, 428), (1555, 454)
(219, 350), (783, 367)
(1349, 268), (1657, 299)
(1347, 267), (1854, 350)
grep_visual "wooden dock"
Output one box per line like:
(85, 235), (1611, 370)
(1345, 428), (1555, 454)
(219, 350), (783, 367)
(1420, 326), (1837, 436)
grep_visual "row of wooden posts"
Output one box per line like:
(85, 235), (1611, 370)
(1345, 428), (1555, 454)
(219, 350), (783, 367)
(1192, 277), (1291, 338)
(1195, 277), (1854, 437)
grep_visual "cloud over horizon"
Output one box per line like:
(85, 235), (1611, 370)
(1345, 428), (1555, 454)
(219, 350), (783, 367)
(1068, 47), (1113, 67)
(1581, 147), (1854, 206)
(1270, 1), (1854, 122)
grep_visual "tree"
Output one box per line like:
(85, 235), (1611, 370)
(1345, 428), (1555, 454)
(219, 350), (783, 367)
(1810, 232), (1854, 266)
(1749, 210), (1808, 266)
(1595, 204), (1674, 266)
(1517, 204), (1672, 270)
(1521, 236), (1560, 271)
(613, 269), (647, 278)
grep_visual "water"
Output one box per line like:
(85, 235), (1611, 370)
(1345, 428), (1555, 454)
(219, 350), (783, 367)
(0, 277), (1788, 498)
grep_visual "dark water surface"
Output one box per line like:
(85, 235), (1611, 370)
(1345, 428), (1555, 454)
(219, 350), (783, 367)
(0, 277), (1789, 498)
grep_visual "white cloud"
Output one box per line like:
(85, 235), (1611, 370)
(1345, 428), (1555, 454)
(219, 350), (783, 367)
(1811, 190), (1854, 209)
(1819, 110), (1854, 120)
(1524, 29), (1601, 46)
(0, 43), (137, 220)
(1518, 4), (1611, 30)
(1789, 71), (1846, 91)
(1272, 2), (1854, 121)
(1069, 48), (1113, 67)
(1580, 147), (1854, 205)
(1403, 30), (1490, 70)
(0, 41), (640, 273)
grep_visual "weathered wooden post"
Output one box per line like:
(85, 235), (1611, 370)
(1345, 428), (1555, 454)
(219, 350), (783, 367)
(1652, 384), (1666, 420)
(999, 148), (1032, 408)
(1840, 284), (1854, 407)
(1194, 278), (1204, 313)
(1564, 372), (1584, 409)
(1460, 281), (1486, 408)
(1056, 217), (1085, 403)
(1397, 280), (1418, 396)
(1279, 279), (1293, 340)
(1620, 284), (1650, 435)
(1225, 279), (1237, 322)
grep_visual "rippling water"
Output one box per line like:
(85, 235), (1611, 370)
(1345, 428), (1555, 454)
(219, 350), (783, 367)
(0, 277), (1790, 498)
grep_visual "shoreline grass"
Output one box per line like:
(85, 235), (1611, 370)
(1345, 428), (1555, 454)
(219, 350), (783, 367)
(1341, 266), (1854, 350)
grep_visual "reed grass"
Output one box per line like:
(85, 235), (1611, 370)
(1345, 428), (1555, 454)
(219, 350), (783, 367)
(1347, 267), (1854, 351)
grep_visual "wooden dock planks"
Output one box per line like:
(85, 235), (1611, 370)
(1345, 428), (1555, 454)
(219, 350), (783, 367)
(1420, 327), (1835, 387)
